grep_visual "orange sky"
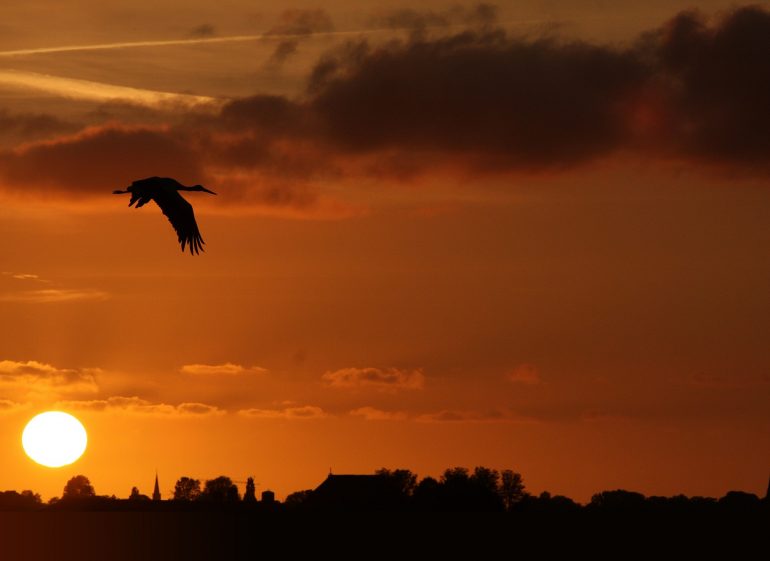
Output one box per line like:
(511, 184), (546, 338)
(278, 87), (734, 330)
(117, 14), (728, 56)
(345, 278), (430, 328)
(0, 0), (768, 502)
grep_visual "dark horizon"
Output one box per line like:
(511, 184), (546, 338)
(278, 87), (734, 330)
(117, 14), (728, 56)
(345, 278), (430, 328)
(2, 465), (769, 514)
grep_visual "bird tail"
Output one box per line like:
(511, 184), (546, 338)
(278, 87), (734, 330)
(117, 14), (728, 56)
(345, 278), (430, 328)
(112, 189), (128, 194)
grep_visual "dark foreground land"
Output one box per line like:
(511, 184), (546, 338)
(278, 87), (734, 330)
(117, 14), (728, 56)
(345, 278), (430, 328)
(0, 509), (766, 561)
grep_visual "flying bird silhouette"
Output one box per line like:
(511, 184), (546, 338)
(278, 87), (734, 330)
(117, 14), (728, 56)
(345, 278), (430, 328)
(113, 177), (216, 255)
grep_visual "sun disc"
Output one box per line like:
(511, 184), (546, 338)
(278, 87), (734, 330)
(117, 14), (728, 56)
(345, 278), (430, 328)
(22, 411), (87, 468)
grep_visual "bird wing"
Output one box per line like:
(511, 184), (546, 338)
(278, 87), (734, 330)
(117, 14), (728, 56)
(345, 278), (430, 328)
(152, 189), (206, 255)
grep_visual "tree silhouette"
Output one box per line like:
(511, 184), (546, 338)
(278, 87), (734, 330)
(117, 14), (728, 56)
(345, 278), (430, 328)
(244, 477), (257, 503)
(375, 468), (418, 496)
(284, 489), (313, 508)
(470, 466), (500, 493)
(413, 476), (441, 510)
(129, 486), (150, 501)
(62, 475), (95, 499)
(590, 490), (646, 512)
(173, 477), (201, 501)
(441, 467), (470, 484)
(0, 490), (42, 511)
(201, 476), (239, 502)
(439, 466), (504, 511)
(500, 469), (526, 510)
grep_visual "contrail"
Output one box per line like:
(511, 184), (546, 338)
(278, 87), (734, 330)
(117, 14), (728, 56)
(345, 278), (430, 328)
(0, 35), (269, 57)
(0, 69), (219, 107)
(0, 30), (389, 58)
(0, 19), (560, 58)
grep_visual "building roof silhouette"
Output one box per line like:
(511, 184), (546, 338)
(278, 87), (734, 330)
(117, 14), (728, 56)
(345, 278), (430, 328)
(311, 474), (397, 509)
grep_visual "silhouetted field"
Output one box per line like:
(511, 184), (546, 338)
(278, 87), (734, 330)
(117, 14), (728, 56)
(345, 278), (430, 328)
(0, 508), (765, 561)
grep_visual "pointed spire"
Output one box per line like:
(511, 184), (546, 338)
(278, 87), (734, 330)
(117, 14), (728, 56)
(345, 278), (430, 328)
(152, 470), (161, 501)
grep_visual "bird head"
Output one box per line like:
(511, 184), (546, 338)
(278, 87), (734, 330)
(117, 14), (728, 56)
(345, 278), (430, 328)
(192, 184), (217, 195)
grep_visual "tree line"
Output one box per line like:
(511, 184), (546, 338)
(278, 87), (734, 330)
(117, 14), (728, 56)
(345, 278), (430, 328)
(0, 466), (766, 515)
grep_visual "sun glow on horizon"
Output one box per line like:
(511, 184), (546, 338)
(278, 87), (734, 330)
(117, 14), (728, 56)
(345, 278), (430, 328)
(22, 411), (87, 468)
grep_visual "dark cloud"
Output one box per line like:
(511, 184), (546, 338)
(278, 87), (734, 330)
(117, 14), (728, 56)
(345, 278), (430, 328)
(1, 126), (205, 195)
(0, 6), (768, 207)
(236, 5), (770, 175)
(307, 32), (643, 168)
(267, 39), (299, 65)
(641, 6), (770, 169)
(264, 9), (334, 66)
(0, 110), (79, 148)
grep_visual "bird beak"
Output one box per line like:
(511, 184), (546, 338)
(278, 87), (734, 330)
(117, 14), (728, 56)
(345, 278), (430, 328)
(202, 187), (217, 195)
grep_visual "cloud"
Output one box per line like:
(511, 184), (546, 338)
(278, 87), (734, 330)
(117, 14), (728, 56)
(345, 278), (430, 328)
(636, 6), (770, 169)
(507, 364), (540, 385)
(347, 405), (539, 423)
(267, 40), (300, 65)
(415, 409), (538, 423)
(0, 110), (79, 147)
(226, 5), (770, 177)
(238, 405), (327, 420)
(0, 288), (109, 303)
(0, 360), (99, 398)
(7, 273), (40, 280)
(0, 399), (24, 414)
(60, 396), (225, 417)
(264, 10), (334, 66)
(0, 6), (768, 210)
(0, 273), (108, 304)
(322, 367), (425, 391)
(0, 125), (205, 195)
(349, 406), (408, 421)
(180, 363), (267, 376)
(306, 31), (642, 169)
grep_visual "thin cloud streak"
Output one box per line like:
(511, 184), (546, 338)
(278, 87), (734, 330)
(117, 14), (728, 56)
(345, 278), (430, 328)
(0, 35), (270, 57)
(180, 363), (267, 376)
(0, 30), (391, 58)
(238, 405), (327, 420)
(60, 396), (225, 417)
(0, 20), (549, 58)
(0, 70), (218, 108)
(0, 288), (109, 303)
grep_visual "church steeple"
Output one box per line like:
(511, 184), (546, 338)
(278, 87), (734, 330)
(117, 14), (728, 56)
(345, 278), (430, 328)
(152, 471), (161, 501)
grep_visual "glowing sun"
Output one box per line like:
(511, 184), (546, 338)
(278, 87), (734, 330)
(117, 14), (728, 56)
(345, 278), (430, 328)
(22, 411), (87, 468)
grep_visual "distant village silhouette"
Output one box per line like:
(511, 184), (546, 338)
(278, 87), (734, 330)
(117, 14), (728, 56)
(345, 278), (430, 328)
(2, 466), (768, 515)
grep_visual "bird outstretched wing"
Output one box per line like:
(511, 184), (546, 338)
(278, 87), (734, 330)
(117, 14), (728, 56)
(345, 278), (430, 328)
(152, 189), (205, 255)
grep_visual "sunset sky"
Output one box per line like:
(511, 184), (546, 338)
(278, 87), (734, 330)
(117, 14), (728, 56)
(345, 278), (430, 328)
(0, 0), (768, 502)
